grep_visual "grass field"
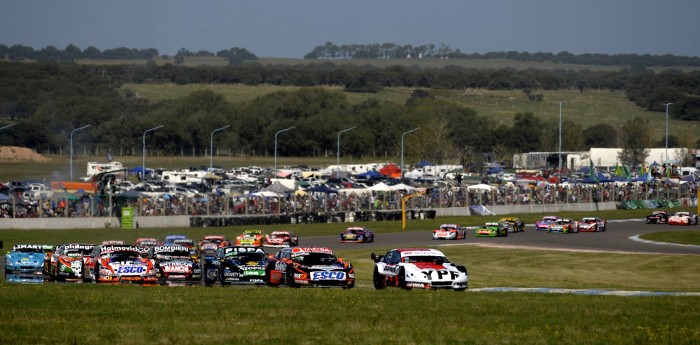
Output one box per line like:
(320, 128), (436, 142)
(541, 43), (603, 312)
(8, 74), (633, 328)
(120, 83), (700, 143)
(2, 209), (699, 344)
(640, 230), (700, 246)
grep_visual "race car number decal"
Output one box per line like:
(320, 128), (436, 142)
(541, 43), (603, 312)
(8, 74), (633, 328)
(117, 265), (144, 274)
(310, 271), (346, 280)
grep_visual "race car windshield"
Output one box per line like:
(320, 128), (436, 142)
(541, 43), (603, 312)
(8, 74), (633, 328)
(65, 249), (91, 257)
(15, 248), (44, 253)
(107, 252), (139, 261)
(404, 255), (450, 264)
(227, 252), (266, 263)
(294, 253), (337, 266)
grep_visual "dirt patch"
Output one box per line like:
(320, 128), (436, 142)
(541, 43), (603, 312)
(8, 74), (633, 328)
(0, 146), (50, 162)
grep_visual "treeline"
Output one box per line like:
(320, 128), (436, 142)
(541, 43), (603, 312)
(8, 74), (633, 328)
(1, 61), (698, 121)
(0, 44), (257, 64)
(304, 42), (700, 67)
(0, 62), (698, 165)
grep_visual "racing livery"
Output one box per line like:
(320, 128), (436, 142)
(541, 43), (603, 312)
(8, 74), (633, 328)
(340, 227), (375, 243)
(198, 235), (230, 250)
(5, 244), (53, 283)
(215, 247), (268, 285)
(134, 238), (159, 248)
(475, 222), (508, 237)
(548, 218), (579, 233)
(371, 248), (468, 291)
(577, 217), (607, 232)
(150, 245), (201, 284)
(86, 245), (157, 284)
(499, 217), (525, 232)
(264, 231), (299, 247)
(164, 235), (189, 245)
(200, 242), (221, 284)
(646, 211), (670, 224)
(266, 247), (354, 288)
(236, 230), (266, 247)
(48, 243), (95, 282)
(535, 216), (559, 230)
(667, 212), (699, 226)
(432, 224), (467, 240)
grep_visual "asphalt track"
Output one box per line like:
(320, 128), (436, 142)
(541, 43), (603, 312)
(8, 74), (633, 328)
(301, 219), (700, 255)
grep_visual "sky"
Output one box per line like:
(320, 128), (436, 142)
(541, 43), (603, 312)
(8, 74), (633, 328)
(1, 0), (699, 58)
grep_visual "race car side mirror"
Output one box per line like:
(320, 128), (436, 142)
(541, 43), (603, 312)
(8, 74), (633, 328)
(370, 253), (382, 263)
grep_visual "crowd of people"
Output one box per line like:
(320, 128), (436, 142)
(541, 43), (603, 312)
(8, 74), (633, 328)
(2, 179), (697, 219)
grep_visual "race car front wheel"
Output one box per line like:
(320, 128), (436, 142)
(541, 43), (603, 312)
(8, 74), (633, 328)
(373, 267), (386, 290)
(398, 268), (410, 290)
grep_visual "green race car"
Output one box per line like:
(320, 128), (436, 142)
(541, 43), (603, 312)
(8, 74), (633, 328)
(475, 222), (508, 237)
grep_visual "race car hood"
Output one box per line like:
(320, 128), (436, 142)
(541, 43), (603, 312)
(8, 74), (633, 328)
(103, 258), (152, 275)
(5, 252), (44, 268)
(411, 262), (447, 270)
(158, 259), (194, 272)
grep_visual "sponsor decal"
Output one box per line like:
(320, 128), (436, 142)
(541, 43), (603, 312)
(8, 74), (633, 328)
(101, 245), (139, 253)
(162, 265), (190, 273)
(422, 270), (459, 281)
(291, 247), (333, 254)
(310, 271), (346, 280)
(117, 265), (145, 274)
(383, 265), (400, 274)
(224, 247), (265, 254)
(154, 246), (190, 253)
(64, 244), (94, 250)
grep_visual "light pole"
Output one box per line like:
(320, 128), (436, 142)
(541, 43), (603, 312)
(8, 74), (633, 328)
(662, 102), (673, 162)
(142, 125), (163, 181)
(400, 127), (420, 179)
(0, 123), (16, 131)
(557, 101), (566, 172)
(70, 124), (91, 181)
(336, 126), (356, 179)
(273, 126), (295, 178)
(617, 125), (623, 148)
(210, 125), (231, 170)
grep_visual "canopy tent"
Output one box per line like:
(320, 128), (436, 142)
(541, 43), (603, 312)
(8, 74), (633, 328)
(368, 182), (392, 192)
(264, 181), (294, 195)
(128, 166), (152, 175)
(389, 183), (417, 193)
(650, 161), (661, 167)
(305, 185), (338, 194)
(379, 163), (401, 178)
(250, 191), (281, 198)
(466, 183), (496, 191)
(415, 160), (433, 168)
(404, 169), (423, 179)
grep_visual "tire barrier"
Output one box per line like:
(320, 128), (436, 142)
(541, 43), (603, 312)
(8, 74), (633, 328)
(189, 209), (436, 228)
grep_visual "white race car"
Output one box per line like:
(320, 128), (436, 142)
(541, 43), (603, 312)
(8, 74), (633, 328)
(667, 212), (699, 226)
(370, 248), (468, 291)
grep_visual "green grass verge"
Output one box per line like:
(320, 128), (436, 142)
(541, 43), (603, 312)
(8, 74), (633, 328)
(2, 209), (699, 344)
(640, 230), (700, 246)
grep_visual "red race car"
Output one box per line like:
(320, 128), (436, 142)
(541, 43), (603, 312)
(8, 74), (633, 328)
(577, 217), (607, 232)
(265, 231), (299, 247)
(667, 212), (699, 226)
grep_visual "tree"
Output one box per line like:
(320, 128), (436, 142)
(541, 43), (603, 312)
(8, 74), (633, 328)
(582, 123), (616, 149)
(618, 117), (651, 167)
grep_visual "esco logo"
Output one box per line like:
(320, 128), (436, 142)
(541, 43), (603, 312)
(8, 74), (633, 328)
(311, 271), (345, 280)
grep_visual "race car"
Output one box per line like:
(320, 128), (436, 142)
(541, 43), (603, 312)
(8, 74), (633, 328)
(264, 231), (299, 247)
(548, 218), (579, 233)
(149, 245), (201, 284)
(200, 242), (221, 284)
(667, 211), (699, 226)
(370, 248), (468, 291)
(535, 216), (559, 231)
(101, 240), (125, 245)
(499, 217), (525, 232)
(236, 230), (266, 247)
(646, 211), (670, 224)
(47, 243), (95, 282)
(85, 244), (157, 284)
(134, 238), (159, 248)
(163, 235), (189, 245)
(577, 217), (607, 232)
(340, 227), (375, 243)
(215, 247), (268, 285)
(265, 247), (355, 288)
(171, 238), (198, 257)
(432, 224), (467, 240)
(5, 244), (53, 283)
(475, 222), (508, 237)
(198, 235), (230, 250)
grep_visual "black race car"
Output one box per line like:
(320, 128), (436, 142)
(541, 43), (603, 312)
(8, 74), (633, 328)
(646, 211), (670, 224)
(216, 247), (268, 285)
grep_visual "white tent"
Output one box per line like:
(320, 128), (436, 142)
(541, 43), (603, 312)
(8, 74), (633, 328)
(466, 183), (496, 191)
(250, 191), (280, 197)
(368, 182), (392, 192)
(404, 169), (423, 179)
(389, 183), (417, 193)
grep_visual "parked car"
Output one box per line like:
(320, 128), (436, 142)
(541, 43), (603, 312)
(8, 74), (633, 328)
(370, 248), (468, 291)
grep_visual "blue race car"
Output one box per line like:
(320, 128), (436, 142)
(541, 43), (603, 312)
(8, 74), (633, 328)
(339, 227), (375, 243)
(5, 244), (54, 283)
(216, 247), (268, 285)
